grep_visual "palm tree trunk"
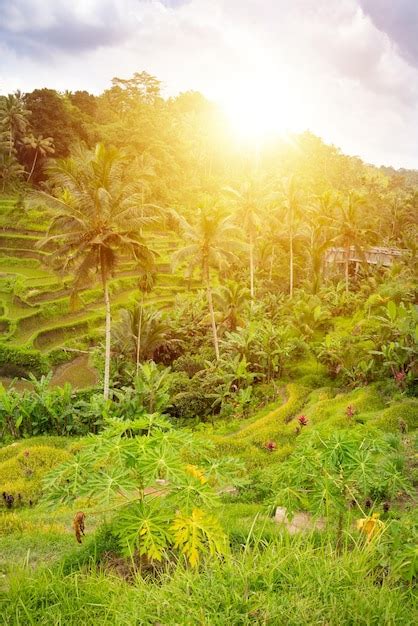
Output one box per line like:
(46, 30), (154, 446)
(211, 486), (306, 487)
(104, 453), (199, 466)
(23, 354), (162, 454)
(103, 280), (111, 400)
(136, 298), (143, 375)
(249, 233), (255, 300)
(9, 129), (13, 159)
(27, 149), (38, 182)
(289, 233), (294, 298)
(205, 266), (219, 360)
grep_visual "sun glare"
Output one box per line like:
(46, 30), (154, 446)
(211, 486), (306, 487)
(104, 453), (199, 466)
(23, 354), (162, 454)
(220, 87), (297, 144)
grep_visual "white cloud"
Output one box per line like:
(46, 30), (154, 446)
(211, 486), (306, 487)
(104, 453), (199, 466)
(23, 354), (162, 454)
(0, 0), (417, 168)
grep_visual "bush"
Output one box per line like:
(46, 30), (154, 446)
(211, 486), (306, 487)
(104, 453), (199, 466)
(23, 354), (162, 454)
(171, 352), (209, 377)
(0, 343), (49, 377)
(170, 373), (217, 420)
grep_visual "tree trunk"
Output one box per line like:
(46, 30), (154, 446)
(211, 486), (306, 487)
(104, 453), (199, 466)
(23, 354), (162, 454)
(27, 149), (38, 182)
(9, 129), (13, 159)
(205, 266), (219, 360)
(249, 233), (255, 301)
(103, 280), (111, 400)
(289, 234), (294, 298)
(136, 298), (143, 375)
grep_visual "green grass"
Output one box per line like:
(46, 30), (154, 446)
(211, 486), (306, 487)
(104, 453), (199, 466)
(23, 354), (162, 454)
(0, 387), (416, 624)
(210, 381), (418, 474)
(1, 536), (415, 625)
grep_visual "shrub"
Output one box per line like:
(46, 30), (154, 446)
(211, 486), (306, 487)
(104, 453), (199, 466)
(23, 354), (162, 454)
(170, 373), (217, 420)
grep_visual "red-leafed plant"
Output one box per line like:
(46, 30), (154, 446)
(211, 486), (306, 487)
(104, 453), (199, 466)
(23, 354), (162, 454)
(265, 440), (277, 452)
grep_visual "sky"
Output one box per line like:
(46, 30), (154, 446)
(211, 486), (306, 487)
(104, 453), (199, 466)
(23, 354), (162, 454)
(1, 0), (417, 169)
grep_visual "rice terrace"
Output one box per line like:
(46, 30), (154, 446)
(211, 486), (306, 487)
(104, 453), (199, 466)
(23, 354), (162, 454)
(0, 1), (417, 624)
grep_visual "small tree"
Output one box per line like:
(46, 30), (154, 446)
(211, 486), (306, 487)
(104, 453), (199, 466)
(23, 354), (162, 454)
(271, 430), (411, 549)
(23, 134), (55, 182)
(43, 417), (241, 566)
(213, 280), (249, 331)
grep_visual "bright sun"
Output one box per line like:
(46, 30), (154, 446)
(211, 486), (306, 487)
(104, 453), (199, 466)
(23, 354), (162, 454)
(220, 86), (297, 144)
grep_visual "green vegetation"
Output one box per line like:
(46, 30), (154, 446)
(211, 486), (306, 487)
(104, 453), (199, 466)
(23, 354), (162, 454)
(0, 74), (417, 623)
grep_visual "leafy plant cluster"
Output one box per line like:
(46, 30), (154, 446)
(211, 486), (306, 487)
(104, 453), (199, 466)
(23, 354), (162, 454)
(44, 416), (242, 567)
(316, 298), (417, 391)
(0, 374), (108, 439)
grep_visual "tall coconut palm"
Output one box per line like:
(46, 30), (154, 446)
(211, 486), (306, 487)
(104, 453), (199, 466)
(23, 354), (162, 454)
(0, 153), (25, 191)
(280, 176), (305, 298)
(332, 191), (374, 293)
(35, 143), (157, 399)
(0, 92), (30, 157)
(172, 207), (243, 360)
(23, 134), (55, 181)
(224, 178), (266, 301)
(307, 191), (338, 293)
(131, 152), (157, 220)
(135, 269), (157, 373)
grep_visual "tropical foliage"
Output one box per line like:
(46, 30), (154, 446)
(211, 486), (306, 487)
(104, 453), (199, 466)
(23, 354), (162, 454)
(0, 70), (417, 625)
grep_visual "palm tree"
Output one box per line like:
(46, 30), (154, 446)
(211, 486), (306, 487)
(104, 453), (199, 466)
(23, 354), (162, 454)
(382, 193), (417, 245)
(307, 191), (338, 293)
(0, 92), (30, 157)
(213, 280), (249, 331)
(332, 191), (374, 293)
(224, 178), (266, 301)
(0, 153), (25, 191)
(280, 176), (305, 298)
(172, 206), (243, 360)
(35, 143), (156, 399)
(113, 306), (176, 363)
(23, 134), (55, 181)
(135, 269), (157, 373)
(131, 152), (157, 220)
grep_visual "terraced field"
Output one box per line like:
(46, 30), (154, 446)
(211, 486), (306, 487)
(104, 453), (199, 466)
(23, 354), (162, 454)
(0, 195), (197, 381)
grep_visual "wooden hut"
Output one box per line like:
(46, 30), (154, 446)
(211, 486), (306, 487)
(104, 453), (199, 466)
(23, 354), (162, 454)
(325, 246), (403, 269)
